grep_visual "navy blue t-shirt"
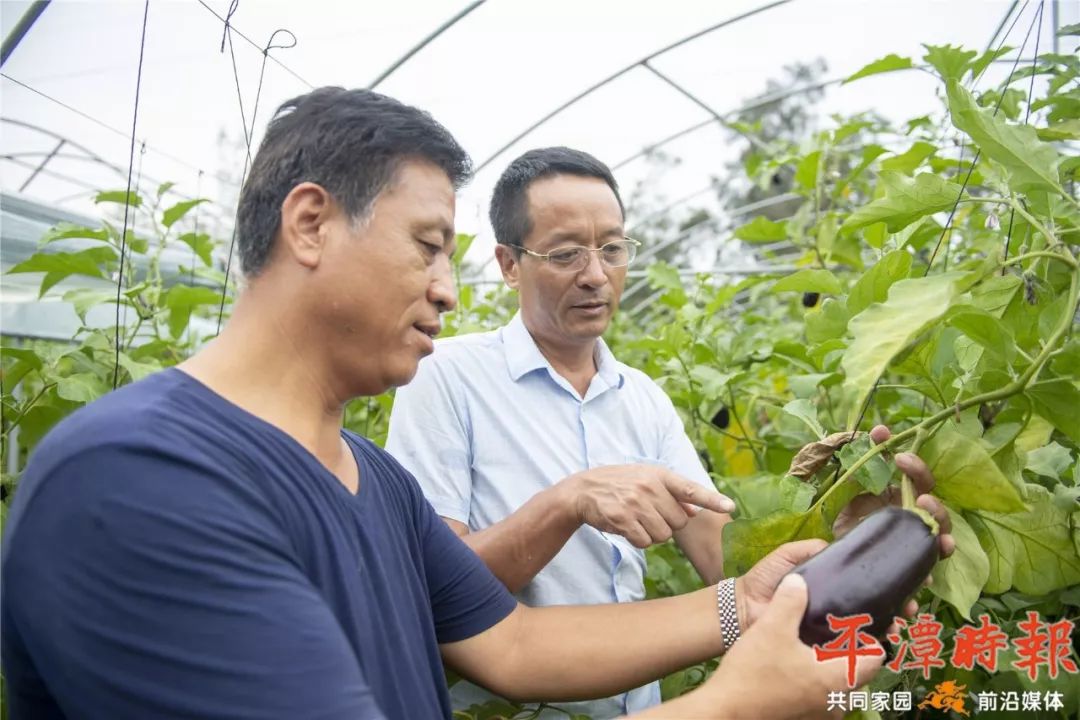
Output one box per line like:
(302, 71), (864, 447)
(1, 368), (517, 719)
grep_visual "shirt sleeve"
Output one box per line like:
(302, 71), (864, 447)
(414, 486), (518, 644)
(1, 444), (386, 720)
(386, 353), (474, 524)
(654, 383), (714, 490)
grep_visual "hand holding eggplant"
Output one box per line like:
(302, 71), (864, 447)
(832, 425), (956, 564)
(787, 425), (956, 646)
(690, 573), (883, 720)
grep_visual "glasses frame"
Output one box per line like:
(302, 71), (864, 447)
(510, 236), (642, 271)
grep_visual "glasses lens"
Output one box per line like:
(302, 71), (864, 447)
(547, 246), (586, 267)
(600, 240), (635, 267)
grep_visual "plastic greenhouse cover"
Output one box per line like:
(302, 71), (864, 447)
(1, 0), (1075, 278)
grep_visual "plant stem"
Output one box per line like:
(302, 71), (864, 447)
(0, 383), (56, 441)
(816, 254), (1079, 511)
(1002, 250), (1079, 270)
(727, 387), (766, 470)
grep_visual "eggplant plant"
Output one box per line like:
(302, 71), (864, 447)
(615, 42), (1080, 718)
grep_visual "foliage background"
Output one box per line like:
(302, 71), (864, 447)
(3, 37), (1080, 720)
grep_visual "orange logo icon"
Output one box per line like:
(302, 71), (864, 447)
(918, 680), (969, 716)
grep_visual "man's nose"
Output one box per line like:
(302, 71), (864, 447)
(430, 256), (458, 313)
(576, 250), (608, 287)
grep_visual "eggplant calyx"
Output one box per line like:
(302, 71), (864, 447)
(904, 505), (940, 537)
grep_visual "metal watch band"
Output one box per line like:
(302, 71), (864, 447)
(717, 577), (740, 652)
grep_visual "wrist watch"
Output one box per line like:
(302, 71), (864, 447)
(717, 577), (741, 652)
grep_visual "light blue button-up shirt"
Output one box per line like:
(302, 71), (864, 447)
(386, 312), (713, 719)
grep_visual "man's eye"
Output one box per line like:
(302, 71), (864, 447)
(549, 249), (582, 264)
(417, 239), (441, 255)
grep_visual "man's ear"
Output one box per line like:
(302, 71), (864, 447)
(278, 182), (335, 270)
(495, 244), (521, 290)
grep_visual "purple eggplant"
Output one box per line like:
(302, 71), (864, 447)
(789, 506), (939, 646)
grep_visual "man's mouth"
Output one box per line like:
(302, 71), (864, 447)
(413, 322), (441, 339)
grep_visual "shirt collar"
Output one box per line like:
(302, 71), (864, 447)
(502, 311), (625, 389)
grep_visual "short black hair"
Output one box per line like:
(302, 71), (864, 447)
(488, 147), (624, 251)
(236, 87), (472, 276)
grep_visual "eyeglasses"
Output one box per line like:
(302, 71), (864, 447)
(511, 237), (641, 272)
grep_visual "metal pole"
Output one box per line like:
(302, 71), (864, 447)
(368, 1), (486, 90)
(18, 139), (64, 193)
(475, 0), (794, 172)
(1051, 0), (1060, 54)
(1, 0), (50, 68)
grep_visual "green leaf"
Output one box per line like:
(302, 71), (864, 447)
(647, 262), (683, 293)
(923, 44), (977, 81)
(1059, 22), (1080, 36)
(788, 372), (839, 398)
(162, 199), (209, 229)
(56, 373), (109, 403)
(722, 480), (863, 576)
(842, 273), (965, 423)
(117, 353), (161, 383)
(841, 172), (965, 235)
(1036, 119), (1080, 141)
(1, 347), (44, 391)
(781, 399), (825, 439)
(94, 190), (142, 207)
(968, 484), (1080, 594)
(805, 297), (850, 344)
(156, 181), (175, 197)
(452, 233), (475, 265)
(688, 366), (739, 400)
(920, 424), (1027, 513)
(40, 222), (110, 245)
(772, 268), (842, 295)
(879, 141), (936, 175)
(930, 508), (989, 620)
(968, 45), (1015, 81)
(178, 232), (215, 267)
(971, 274), (1022, 317)
(846, 249), (912, 316)
(733, 216), (787, 243)
(721, 473), (815, 520)
(1025, 441), (1073, 478)
(7, 247), (117, 297)
(1026, 378), (1080, 445)
(944, 305), (1016, 361)
(844, 54), (913, 84)
(61, 288), (120, 324)
(163, 285), (224, 339)
(947, 79), (1063, 195)
(837, 434), (892, 494)
(794, 150), (820, 190)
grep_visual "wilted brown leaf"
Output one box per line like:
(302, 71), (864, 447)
(788, 431), (864, 480)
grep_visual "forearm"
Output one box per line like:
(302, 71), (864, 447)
(675, 510), (733, 586)
(458, 483), (581, 593)
(499, 586), (724, 703)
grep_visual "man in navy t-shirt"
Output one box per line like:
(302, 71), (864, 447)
(2, 88), (884, 719)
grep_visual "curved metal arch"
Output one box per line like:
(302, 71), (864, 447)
(368, 1), (487, 90)
(613, 77), (841, 171)
(474, 0), (794, 172)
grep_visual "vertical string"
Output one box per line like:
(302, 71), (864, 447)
(924, 1), (1044, 276)
(113, 0), (150, 389)
(215, 3), (296, 331)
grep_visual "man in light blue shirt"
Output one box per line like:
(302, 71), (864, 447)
(386, 147), (952, 719)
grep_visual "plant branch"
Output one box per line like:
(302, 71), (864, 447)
(816, 257), (1080, 510)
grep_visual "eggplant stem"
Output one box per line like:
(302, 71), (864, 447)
(901, 475), (916, 511)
